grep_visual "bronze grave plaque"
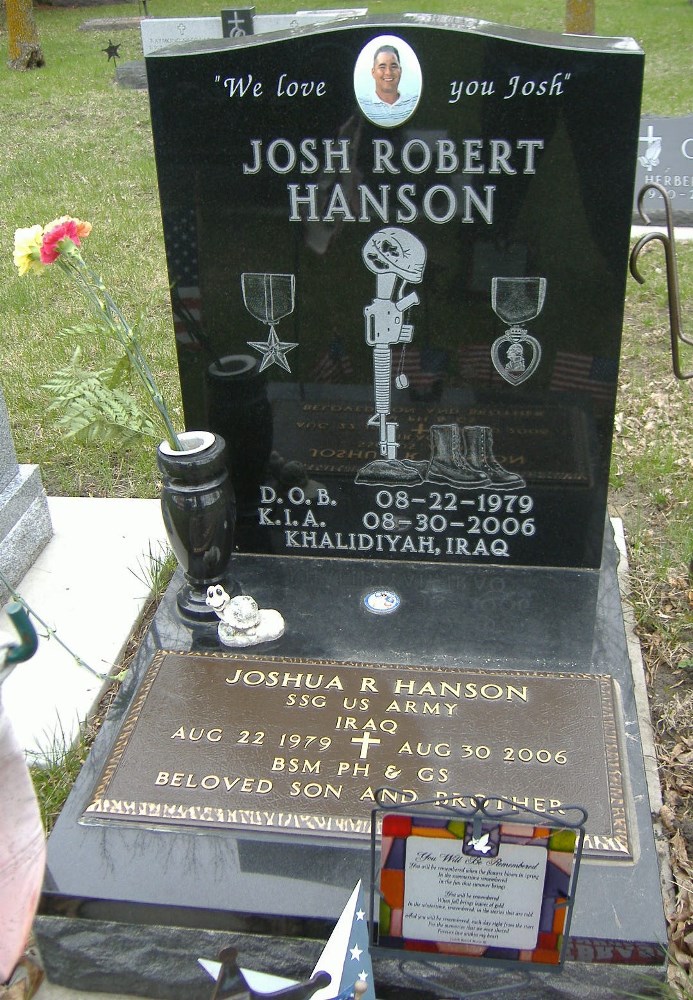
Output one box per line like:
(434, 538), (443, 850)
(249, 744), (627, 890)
(84, 653), (630, 859)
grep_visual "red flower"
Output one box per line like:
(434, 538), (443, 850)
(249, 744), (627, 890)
(40, 216), (91, 264)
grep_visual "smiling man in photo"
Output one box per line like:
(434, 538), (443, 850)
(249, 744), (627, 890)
(355, 36), (421, 128)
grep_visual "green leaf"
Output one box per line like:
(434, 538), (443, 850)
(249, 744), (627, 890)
(43, 365), (159, 447)
(107, 353), (134, 389)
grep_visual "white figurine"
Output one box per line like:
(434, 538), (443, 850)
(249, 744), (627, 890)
(205, 586), (284, 647)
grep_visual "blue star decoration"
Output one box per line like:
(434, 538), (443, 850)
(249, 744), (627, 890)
(200, 883), (374, 999)
(311, 881), (376, 1000)
(101, 40), (121, 64)
(247, 328), (298, 373)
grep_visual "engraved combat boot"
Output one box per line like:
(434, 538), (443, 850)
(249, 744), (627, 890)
(426, 424), (489, 488)
(462, 425), (525, 489)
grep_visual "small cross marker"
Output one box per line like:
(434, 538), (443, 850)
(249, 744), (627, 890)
(351, 732), (381, 759)
(639, 124), (661, 146)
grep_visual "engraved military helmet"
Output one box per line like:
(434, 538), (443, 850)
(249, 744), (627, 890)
(362, 226), (427, 283)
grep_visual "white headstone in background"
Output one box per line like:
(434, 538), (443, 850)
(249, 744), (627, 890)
(141, 9), (366, 55)
(0, 386), (52, 602)
(141, 17), (223, 56)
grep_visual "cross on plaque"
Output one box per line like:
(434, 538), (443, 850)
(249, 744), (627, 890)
(639, 124), (661, 147)
(351, 732), (381, 759)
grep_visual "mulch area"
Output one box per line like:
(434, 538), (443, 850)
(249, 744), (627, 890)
(642, 572), (693, 990)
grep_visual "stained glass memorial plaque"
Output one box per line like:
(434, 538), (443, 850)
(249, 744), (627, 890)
(371, 807), (584, 968)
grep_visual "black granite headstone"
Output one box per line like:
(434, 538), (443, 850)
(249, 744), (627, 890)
(147, 16), (643, 570)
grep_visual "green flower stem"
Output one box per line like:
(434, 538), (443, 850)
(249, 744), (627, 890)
(57, 248), (182, 451)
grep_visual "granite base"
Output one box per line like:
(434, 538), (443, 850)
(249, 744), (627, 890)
(36, 916), (665, 1000)
(36, 523), (667, 999)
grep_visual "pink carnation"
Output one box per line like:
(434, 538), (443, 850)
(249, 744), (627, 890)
(40, 217), (91, 264)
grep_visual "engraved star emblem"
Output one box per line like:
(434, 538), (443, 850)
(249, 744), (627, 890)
(247, 328), (298, 373)
(349, 944), (363, 962)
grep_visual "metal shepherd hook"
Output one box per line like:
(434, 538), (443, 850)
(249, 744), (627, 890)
(629, 181), (692, 380)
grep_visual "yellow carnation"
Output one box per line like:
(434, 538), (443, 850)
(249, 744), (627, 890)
(13, 225), (45, 276)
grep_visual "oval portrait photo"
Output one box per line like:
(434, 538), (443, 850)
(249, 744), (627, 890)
(354, 35), (422, 129)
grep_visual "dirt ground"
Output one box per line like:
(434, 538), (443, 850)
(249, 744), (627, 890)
(638, 574), (693, 988)
(610, 275), (693, 991)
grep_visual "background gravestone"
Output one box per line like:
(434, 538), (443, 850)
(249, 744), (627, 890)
(633, 113), (693, 225)
(0, 385), (52, 602)
(148, 16), (643, 572)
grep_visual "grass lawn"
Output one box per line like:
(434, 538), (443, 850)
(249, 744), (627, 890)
(0, 0), (690, 498)
(1, 0), (692, 989)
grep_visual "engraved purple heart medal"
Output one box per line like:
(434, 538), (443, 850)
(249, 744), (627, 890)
(491, 276), (546, 386)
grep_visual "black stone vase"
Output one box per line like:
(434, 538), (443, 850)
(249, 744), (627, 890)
(157, 430), (237, 623)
